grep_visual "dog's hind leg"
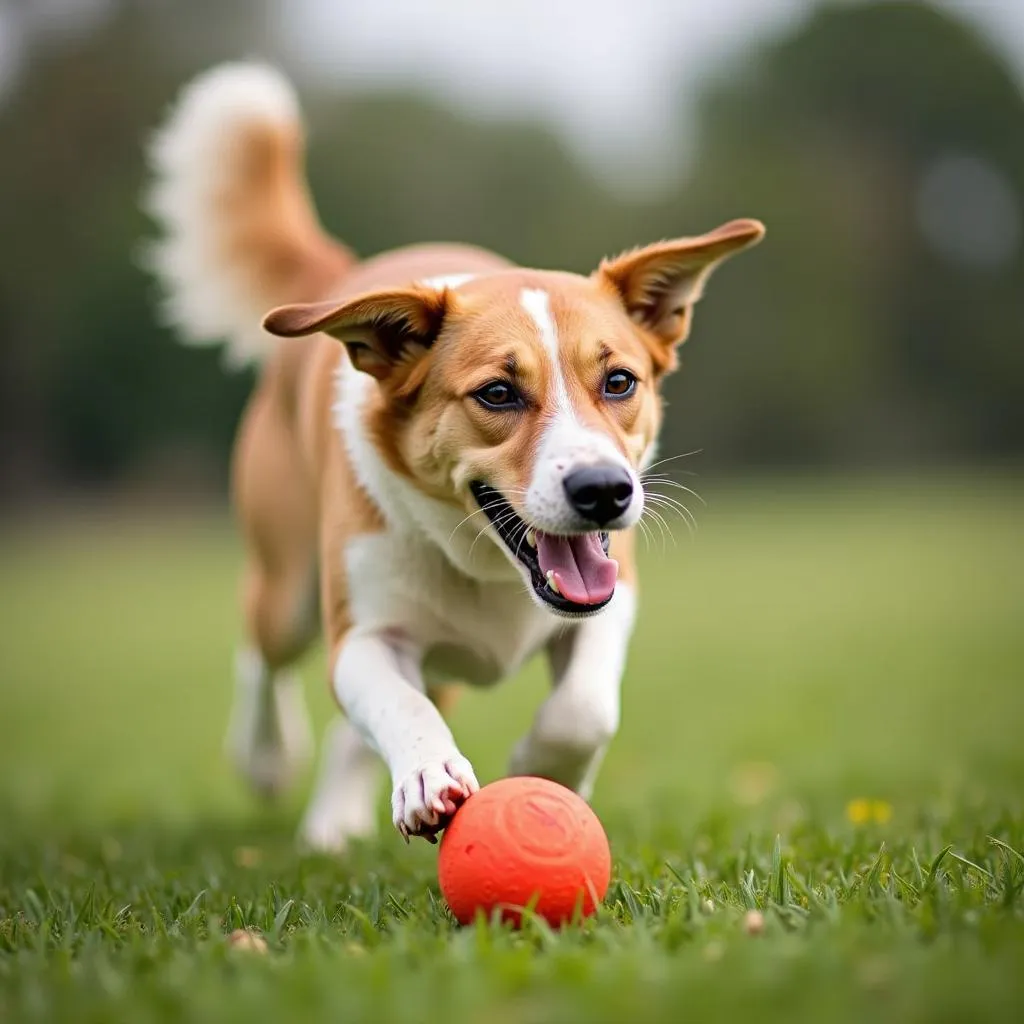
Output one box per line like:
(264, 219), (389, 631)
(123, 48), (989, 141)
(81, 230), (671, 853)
(226, 561), (318, 800)
(225, 386), (320, 800)
(226, 642), (314, 800)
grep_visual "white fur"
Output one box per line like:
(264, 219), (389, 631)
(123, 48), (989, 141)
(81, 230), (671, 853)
(323, 352), (561, 837)
(332, 632), (480, 838)
(520, 287), (560, 363)
(314, 321), (644, 840)
(509, 582), (636, 797)
(225, 646), (313, 797)
(334, 352), (557, 669)
(299, 719), (381, 852)
(519, 288), (643, 532)
(142, 62), (300, 368)
(345, 531), (558, 685)
(420, 273), (475, 290)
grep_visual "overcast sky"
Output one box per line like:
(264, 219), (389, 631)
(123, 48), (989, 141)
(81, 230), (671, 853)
(281, 0), (1024, 189)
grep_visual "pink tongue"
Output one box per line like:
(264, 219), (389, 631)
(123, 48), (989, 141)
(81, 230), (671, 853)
(535, 532), (618, 605)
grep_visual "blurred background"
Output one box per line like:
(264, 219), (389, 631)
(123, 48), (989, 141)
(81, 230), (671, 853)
(0, 0), (1022, 832)
(1, 0), (1022, 503)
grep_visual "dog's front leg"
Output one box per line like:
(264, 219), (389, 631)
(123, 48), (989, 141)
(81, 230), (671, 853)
(333, 630), (479, 841)
(509, 584), (636, 798)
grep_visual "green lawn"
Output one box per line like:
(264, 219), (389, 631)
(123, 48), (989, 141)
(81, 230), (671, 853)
(1, 473), (1023, 1023)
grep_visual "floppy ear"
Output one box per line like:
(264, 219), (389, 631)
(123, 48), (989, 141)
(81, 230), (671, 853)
(262, 286), (449, 382)
(596, 218), (765, 367)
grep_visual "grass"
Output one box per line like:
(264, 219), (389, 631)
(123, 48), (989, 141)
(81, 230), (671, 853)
(1, 471), (1023, 1023)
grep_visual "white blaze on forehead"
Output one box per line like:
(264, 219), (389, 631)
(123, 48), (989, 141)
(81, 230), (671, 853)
(420, 273), (475, 290)
(520, 287), (576, 422)
(520, 288), (559, 361)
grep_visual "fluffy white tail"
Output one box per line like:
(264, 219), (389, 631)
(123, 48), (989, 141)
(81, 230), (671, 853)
(142, 63), (352, 368)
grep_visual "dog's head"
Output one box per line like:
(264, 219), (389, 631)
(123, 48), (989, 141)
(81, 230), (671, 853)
(264, 219), (764, 618)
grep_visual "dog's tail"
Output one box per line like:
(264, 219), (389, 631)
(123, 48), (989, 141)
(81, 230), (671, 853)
(142, 63), (353, 369)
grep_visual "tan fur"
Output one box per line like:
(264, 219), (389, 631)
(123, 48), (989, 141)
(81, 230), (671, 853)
(233, 195), (761, 683)
(150, 67), (763, 785)
(219, 120), (356, 308)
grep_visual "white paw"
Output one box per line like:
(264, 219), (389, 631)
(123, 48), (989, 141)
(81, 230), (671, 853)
(391, 755), (479, 842)
(295, 719), (381, 854)
(298, 806), (377, 854)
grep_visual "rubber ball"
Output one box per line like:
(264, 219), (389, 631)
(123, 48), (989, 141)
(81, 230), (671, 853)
(438, 776), (611, 927)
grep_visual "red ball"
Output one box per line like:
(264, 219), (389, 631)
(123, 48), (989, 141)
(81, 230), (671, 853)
(437, 776), (612, 927)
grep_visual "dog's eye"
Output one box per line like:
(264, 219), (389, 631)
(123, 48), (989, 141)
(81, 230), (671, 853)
(474, 380), (522, 409)
(604, 369), (637, 399)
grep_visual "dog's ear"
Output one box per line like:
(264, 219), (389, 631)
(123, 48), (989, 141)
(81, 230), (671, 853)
(595, 219), (765, 372)
(263, 286), (450, 383)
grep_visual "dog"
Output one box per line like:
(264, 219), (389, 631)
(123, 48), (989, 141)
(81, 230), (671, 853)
(143, 62), (764, 850)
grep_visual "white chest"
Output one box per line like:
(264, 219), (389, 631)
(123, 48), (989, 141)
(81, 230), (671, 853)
(334, 355), (562, 684)
(345, 532), (560, 687)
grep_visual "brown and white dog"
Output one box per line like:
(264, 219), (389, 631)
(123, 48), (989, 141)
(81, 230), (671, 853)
(143, 63), (764, 850)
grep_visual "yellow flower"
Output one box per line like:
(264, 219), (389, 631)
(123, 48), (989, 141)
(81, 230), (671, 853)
(846, 798), (893, 824)
(846, 798), (872, 825)
(870, 800), (893, 823)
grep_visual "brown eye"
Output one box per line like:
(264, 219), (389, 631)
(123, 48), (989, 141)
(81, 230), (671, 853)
(604, 369), (637, 399)
(474, 380), (523, 409)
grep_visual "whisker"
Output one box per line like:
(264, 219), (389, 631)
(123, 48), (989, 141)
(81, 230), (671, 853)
(641, 512), (664, 552)
(641, 469), (701, 483)
(643, 483), (703, 529)
(512, 517), (532, 563)
(647, 495), (696, 528)
(659, 506), (684, 546)
(643, 449), (703, 474)
(644, 490), (695, 515)
(635, 517), (654, 552)
(640, 506), (669, 551)
(467, 529), (492, 559)
(447, 506), (491, 544)
(642, 478), (707, 506)
(644, 506), (695, 542)
(468, 508), (522, 558)
(644, 493), (698, 535)
(477, 509), (521, 541)
(644, 506), (676, 550)
(448, 487), (531, 545)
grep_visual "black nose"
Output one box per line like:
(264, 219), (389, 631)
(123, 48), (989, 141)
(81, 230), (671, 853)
(563, 464), (634, 527)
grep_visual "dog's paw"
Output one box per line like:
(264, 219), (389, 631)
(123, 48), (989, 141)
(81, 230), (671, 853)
(391, 756), (479, 842)
(298, 806), (377, 855)
(295, 719), (381, 854)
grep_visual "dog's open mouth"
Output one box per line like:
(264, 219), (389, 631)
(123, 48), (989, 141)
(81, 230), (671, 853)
(470, 481), (617, 615)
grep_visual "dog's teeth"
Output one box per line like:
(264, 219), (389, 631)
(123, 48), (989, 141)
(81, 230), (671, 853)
(545, 570), (560, 595)
(526, 529), (537, 548)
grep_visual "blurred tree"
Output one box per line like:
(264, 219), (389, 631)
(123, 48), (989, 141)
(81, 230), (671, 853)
(302, 93), (635, 275)
(0, 0), (1021, 504)
(0, 0), (278, 498)
(657, 1), (1024, 469)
